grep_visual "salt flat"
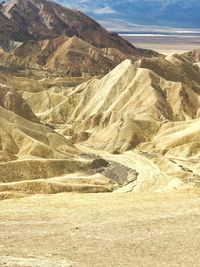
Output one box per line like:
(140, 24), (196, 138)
(123, 35), (200, 55)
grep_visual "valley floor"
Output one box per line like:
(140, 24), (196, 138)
(123, 35), (200, 55)
(0, 192), (200, 267)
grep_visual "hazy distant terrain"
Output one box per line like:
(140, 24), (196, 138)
(122, 32), (200, 54)
(55, 0), (200, 30)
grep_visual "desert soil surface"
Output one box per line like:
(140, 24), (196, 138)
(1, 192), (200, 267)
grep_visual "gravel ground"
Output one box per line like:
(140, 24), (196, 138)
(0, 192), (200, 267)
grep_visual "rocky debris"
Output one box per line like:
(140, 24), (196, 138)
(88, 157), (138, 186)
(102, 160), (138, 186)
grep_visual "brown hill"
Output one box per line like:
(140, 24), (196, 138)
(0, 0), (160, 76)
(2, 0), (145, 57)
(0, 10), (18, 51)
(0, 10), (15, 37)
(0, 35), (130, 75)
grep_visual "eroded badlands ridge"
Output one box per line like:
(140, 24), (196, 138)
(28, 56), (200, 153)
(1, 50), (200, 197)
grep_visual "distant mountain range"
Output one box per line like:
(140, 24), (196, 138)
(55, 0), (200, 30)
